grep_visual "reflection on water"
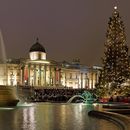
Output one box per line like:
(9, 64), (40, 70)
(23, 107), (35, 130)
(0, 103), (120, 130)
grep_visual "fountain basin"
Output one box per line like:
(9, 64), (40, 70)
(88, 110), (130, 130)
(0, 85), (19, 107)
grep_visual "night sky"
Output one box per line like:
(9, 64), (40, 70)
(0, 0), (130, 66)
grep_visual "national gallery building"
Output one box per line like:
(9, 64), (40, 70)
(0, 39), (101, 89)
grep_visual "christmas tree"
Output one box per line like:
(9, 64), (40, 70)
(96, 6), (130, 97)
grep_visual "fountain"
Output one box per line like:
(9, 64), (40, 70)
(67, 91), (97, 104)
(0, 30), (19, 107)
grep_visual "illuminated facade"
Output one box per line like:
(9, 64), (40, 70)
(0, 39), (101, 89)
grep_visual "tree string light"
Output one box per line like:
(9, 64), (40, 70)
(96, 4), (130, 97)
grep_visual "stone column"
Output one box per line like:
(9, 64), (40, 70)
(44, 65), (46, 86)
(59, 68), (61, 85)
(94, 73), (97, 89)
(51, 67), (54, 86)
(95, 73), (97, 87)
(54, 67), (56, 86)
(49, 65), (51, 86)
(21, 65), (24, 85)
(81, 73), (83, 89)
(31, 65), (34, 87)
(39, 64), (41, 86)
(28, 64), (30, 86)
(91, 72), (93, 89)
(88, 78), (89, 88)
(34, 64), (36, 86)
(65, 72), (67, 87)
(41, 65), (44, 86)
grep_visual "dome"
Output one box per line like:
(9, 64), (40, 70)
(29, 38), (46, 53)
(29, 38), (47, 60)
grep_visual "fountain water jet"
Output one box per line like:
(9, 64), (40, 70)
(67, 91), (97, 104)
(0, 30), (7, 63)
(0, 29), (19, 106)
(0, 30), (7, 85)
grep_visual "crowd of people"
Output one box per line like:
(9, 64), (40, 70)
(29, 88), (86, 102)
(99, 95), (130, 103)
(108, 96), (130, 103)
(19, 86), (130, 104)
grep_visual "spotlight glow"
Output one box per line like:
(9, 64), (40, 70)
(114, 6), (117, 10)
